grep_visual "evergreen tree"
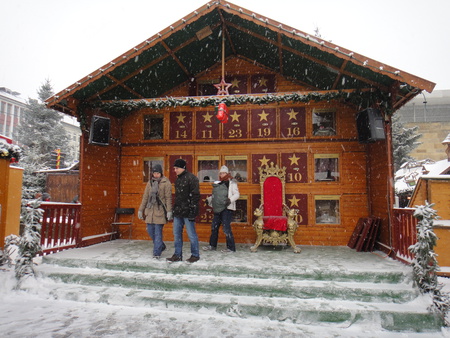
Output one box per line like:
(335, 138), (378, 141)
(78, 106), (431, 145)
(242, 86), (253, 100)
(16, 80), (71, 199)
(20, 147), (47, 200)
(18, 80), (70, 164)
(392, 114), (422, 171)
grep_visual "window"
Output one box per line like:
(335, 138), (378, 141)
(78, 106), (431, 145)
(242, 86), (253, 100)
(198, 156), (219, 182)
(233, 196), (248, 223)
(315, 196), (340, 224)
(312, 109), (336, 136)
(143, 157), (164, 182)
(314, 154), (339, 182)
(144, 114), (164, 140)
(225, 155), (248, 182)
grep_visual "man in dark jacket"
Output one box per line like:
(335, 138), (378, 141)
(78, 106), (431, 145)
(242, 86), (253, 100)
(167, 158), (201, 263)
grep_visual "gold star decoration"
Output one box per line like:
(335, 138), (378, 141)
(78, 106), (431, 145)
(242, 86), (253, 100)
(214, 78), (232, 95)
(231, 77), (241, 88)
(258, 155), (271, 167)
(258, 110), (269, 121)
(288, 154), (300, 166)
(258, 77), (268, 87)
(287, 109), (298, 121)
(203, 112), (213, 122)
(230, 111), (241, 122)
(288, 195), (300, 207)
(176, 113), (186, 123)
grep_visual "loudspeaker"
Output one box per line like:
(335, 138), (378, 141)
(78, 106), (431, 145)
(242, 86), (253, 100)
(356, 108), (385, 143)
(89, 115), (110, 145)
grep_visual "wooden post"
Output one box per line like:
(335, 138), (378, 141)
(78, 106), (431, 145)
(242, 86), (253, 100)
(0, 159), (11, 248)
(0, 160), (23, 249)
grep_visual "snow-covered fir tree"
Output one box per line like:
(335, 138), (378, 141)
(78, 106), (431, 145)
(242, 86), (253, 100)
(392, 113), (422, 171)
(16, 80), (71, 199)
(15, 199), (43, 288)
(18, 80), (70, 163)
(410, 201), (450, 324)
(19, 147), (47, 200)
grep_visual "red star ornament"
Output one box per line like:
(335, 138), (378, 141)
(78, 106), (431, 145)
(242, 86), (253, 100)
(214, 78), (232, 95)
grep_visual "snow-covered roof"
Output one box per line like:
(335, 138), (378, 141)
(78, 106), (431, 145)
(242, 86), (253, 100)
(45, 0), (435, 117)
(395, 158), (450, 194)
(422, 159), (450, 178)
(37, 161), (79, 173)
(0, 87), (27, 104)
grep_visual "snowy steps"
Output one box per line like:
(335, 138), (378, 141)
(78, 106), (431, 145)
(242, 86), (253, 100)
(38, 243), (444, 333)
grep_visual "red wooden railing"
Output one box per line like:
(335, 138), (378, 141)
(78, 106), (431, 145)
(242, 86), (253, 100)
(392, 207), (418, 263)
(36, 203), (418, 261)
(39, 202), (81, 255)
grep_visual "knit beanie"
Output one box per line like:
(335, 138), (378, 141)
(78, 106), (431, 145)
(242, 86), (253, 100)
(174, 158), (187, 169)
(219, 165), (229, 173)
(153, 164), (163, 174)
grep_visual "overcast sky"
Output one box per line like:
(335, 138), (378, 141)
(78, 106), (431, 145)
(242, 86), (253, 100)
(1, 0), (449, 100)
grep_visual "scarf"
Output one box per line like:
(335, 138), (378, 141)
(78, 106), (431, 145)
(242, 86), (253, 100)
(146, 176), (162, 209)
(220, 173), (232, 182)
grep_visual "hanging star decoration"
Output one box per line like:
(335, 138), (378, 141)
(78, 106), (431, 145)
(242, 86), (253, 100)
(214, 78), (232, 95)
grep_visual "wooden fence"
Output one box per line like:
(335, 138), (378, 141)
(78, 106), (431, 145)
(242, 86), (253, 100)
(39, 202), (81, 255)
(37, 203), (418, 262)
(392, 207), (418, 263)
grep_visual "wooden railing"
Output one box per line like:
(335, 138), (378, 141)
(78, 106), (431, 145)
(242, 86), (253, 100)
(392, 207), (418, 263)
(39, 202), (81, 255)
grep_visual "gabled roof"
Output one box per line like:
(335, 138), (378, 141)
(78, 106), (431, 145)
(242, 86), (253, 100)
(46, 0), (435, 116)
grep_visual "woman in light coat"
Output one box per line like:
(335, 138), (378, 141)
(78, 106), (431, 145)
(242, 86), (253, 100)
(138, 164), (172, 258)
(203, 165), (239, 252)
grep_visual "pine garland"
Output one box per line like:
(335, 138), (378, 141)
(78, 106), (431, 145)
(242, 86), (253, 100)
(81, 90), (393, 118)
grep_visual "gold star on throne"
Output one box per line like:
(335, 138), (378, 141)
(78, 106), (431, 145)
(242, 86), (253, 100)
(214, 78), (232, 95)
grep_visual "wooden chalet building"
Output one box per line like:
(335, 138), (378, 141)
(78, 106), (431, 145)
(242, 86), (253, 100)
(45, 1), (435, 251)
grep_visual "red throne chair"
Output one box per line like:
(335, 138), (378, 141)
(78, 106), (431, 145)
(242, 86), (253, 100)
(250, 163), (301, 253)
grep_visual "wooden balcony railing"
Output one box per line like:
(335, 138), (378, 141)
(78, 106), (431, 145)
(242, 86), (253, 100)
(392, 207), (418, 263)
(39, 202), (81, 255)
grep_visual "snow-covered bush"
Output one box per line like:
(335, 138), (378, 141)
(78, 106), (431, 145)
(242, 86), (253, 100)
(0, 235), (20, 267)
(409, 201), (450, 324)
(0, 142), (22, 162)
(15, 199), (43, 288)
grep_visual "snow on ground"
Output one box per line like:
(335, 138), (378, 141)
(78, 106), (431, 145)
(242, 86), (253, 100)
(1, 241), (450, 337)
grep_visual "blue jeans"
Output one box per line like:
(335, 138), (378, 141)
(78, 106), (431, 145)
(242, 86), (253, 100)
(210, 209), (236, 251)
(146, 223), (165, 256)
(173, 217), (200, 258)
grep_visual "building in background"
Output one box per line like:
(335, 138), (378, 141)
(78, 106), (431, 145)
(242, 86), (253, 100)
(1, 86), (81, 163)
(396, 89), (450, 162)
(0, 87), (26, 141)
(62, 115), (81, 162)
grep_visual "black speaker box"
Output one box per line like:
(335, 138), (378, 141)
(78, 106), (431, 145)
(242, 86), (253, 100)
(356, 108), (385, 143)
(89, 115), (110, 145)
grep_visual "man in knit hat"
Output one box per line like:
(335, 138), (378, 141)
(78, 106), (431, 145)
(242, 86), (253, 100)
(167, 158), (201, 263)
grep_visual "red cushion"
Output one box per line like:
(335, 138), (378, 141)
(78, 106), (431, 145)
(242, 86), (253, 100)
(263, 216), (288, 231)
(263, 176), (283, 216)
